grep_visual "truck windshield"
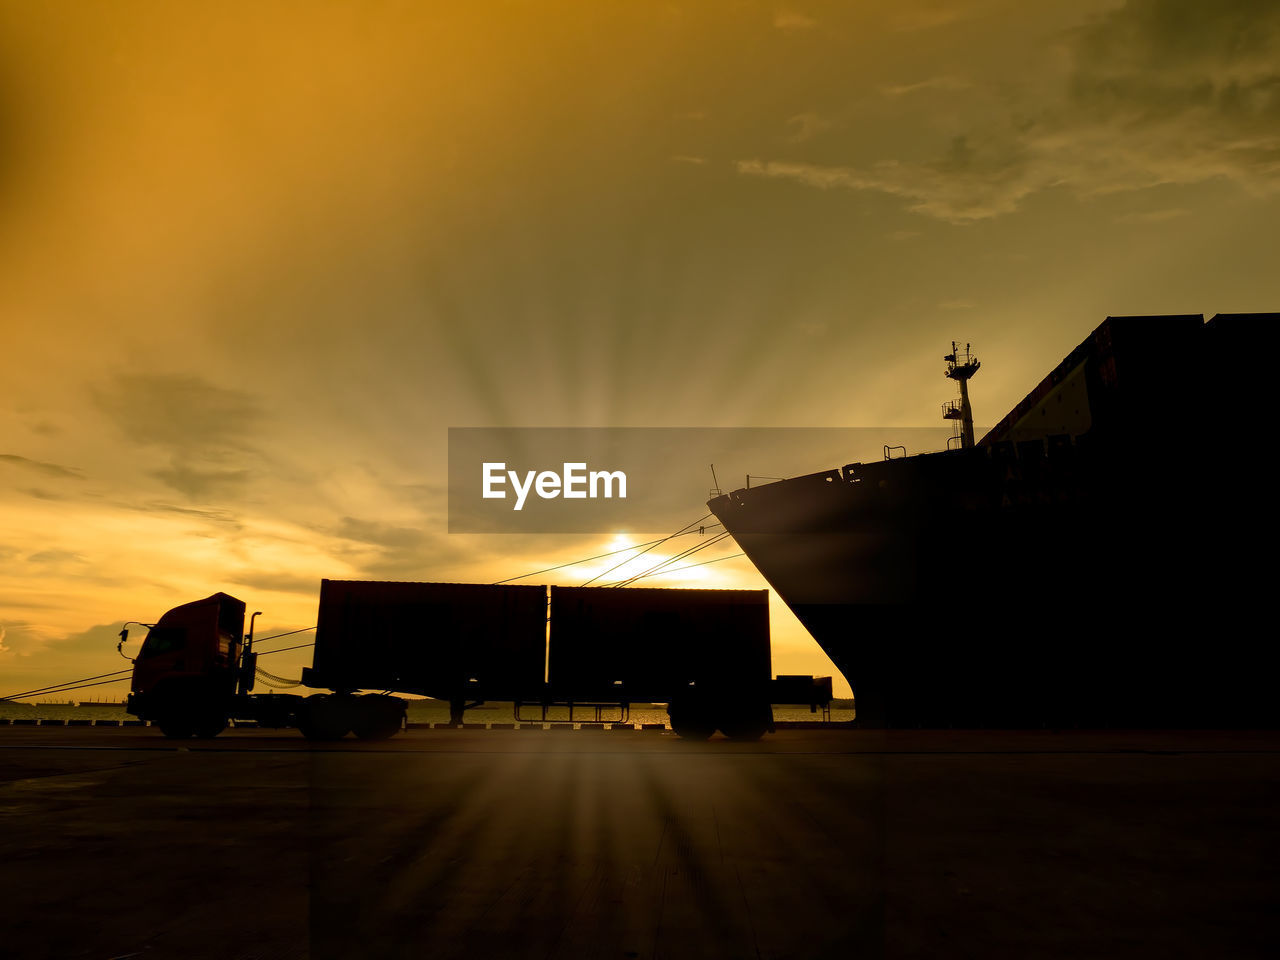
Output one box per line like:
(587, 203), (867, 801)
(140, 626), (186, 658)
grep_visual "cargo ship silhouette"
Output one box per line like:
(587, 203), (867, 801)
(710, 313), (1276, 728)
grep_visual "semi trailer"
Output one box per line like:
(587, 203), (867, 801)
(121, 579), (832, 741)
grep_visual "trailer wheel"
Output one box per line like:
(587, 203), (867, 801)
(719, 718), (768, 742)
(351, 695), (404, 740)
(156, 709), (225, 738)
(717, 701), (771, 742)
(297, 695), (352, 740)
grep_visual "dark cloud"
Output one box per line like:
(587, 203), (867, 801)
(25, 549), (85, 566)
(22, 487), (66, 501)
(0, 621), (130, 696)
(93, 374), (261, 449)
(93, 374), (263, 499)
(129, 501), (242, 525)
(1070, 0), (1278, 95)
(0, 620), (29, 658)
(228, 572), (319, 596)
(150, 461), (254, 500)
(357, 543), (475, 581)
(1052, 0), (1280, 186)
(741, 0), (1280, 220)
(1113, 207), (1190, 223)
(392, 483), (447, 511)
(0, 453), (84, 479)
(326, 516), (478, 581)
(334, 517), (429, 550)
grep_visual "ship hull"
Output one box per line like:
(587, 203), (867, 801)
(711, 313), (1276, 728)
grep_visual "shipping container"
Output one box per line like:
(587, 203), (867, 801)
(547, 586), (770, 703)
(303, 580), (547, 701)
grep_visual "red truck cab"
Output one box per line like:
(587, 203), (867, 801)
(126, 593), (246, 737)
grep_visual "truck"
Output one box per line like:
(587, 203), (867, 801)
(121, 579), (833, 742)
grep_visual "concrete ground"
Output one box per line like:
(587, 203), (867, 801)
(1, 727), (1277, 960)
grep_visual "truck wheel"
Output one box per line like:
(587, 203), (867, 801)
(297, 695), (352, 741)
(668, 699), (716, 740)
(351, 695), (404, 740)
(157, 720), (194, 739)
(192, 716), (228, 739)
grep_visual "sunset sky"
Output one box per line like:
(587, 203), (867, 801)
(3, 1), (1278, 699)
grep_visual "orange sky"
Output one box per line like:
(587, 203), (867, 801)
(3, 1), (1279, 699)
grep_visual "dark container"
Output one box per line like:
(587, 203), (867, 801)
(547, 586), (770, 703)
(306, 580), (547, 701)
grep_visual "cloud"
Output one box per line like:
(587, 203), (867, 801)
(357, 539), (476, 581)
(889, 8), (969, 33)
(93, 374), (260, 449)
(1114, 207), (1190, 223)
(392, 483), (447, 508)
(228, 571), (319, 596)
(0, 453), (84, 479)
(22, 487), (67, 501)
(738, 139), (1039, 221)
(740, 0), (1280, 221)
(885, 0), (1010, 33)
(774, 9), (817, 31)
(0, 620), (129, 692)
(334, 516), (429, 550)
(786, 112), (834, 143)
(671, 154), (708, 165)
(324, 515), (480, 581)
(0, 621), (34, 662)
(25, 549), (85, 566)
(93, 374), (264, 499)
(129, 501), (243, 525)
(878, 76), (971, 98)
(150, 461), (254, 500)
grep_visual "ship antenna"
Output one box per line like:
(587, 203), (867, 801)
(709, 464), (722, 499)
(942, 340), (980, 449)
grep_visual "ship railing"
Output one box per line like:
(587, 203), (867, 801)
(883, 444), (907, 460)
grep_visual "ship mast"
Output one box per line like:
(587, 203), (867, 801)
(943, 341), (980, 449)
